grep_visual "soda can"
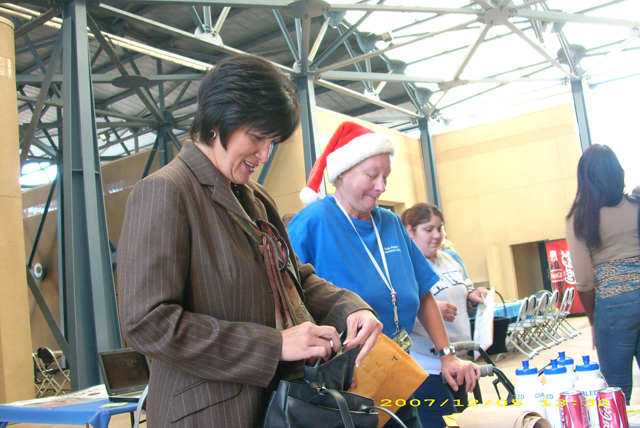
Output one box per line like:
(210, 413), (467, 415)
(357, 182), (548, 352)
(597, 387), (629, 428)
(559, 390), (589, 428)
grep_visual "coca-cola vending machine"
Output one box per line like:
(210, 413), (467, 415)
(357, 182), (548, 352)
(544, 239), (584, 314)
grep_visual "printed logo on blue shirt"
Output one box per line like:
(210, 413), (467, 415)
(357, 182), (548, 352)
(384, 245), (401, 254)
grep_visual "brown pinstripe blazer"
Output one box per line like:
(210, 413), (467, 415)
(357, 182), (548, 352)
(117, 140), (371, 428)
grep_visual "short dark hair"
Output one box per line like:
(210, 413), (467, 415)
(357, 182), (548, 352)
(567, 144), (625, 249)
(190, 55), (300, 149)
(400, 202), (444, 230)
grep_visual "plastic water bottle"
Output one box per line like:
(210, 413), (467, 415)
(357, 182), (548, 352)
(514, 360), (546, 418)
(575, 356), (607, 428)
(558, 351), (577, 385)
(542, 359), (572, 428)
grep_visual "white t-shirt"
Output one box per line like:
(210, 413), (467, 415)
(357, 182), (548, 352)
(410, 251), (474, 374)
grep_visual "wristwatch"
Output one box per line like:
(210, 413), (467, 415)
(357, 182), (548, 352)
(437, 345), (456, 357)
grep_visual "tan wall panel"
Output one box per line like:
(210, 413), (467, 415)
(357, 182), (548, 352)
(512, 242), (544, 299)
(441, 196), (485, 283)
(434, 104), (582, 299)
(0, 15), (34, 402)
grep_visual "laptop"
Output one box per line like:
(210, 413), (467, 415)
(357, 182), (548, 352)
(98, 348), (150, 402)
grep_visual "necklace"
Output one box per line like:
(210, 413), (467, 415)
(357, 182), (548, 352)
(231, 183), (242, 203)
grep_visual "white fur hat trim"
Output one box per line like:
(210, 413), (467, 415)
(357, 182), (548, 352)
(326, 133), (395, 183)
(300, 186), (322, 205)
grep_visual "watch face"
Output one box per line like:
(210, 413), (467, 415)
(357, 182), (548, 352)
(440, 345), (454, 356)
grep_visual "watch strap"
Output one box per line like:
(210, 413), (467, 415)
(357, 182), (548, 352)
(437, 345), (456, 357)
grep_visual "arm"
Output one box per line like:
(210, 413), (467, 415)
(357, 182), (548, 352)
(565, 217), (596, 293)
(578, 289), (595, 326)
(417, 292), (481, 392)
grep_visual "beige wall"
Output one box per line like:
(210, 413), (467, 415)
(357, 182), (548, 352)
(0, 15), (34, 402)
(433, 104), (582, 300)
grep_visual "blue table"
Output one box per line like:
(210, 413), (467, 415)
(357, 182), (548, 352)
(0, 398), (137, 428)
(494, 300), (524, 321)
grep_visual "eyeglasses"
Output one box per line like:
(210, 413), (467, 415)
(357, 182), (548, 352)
(256, 219), (290, 271)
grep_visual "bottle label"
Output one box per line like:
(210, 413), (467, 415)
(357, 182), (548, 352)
(580, 389), (599, 397)
(550, 270), (564, 281)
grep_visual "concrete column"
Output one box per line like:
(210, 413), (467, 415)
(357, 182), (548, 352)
(0, 16), (35, 402)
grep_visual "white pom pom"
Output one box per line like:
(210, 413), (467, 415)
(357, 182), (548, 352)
(300, 187), (321, 205)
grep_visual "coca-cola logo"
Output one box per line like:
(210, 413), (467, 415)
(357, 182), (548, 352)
(551, 271), (564, 281)
(599, 405), (614, 428)
(561, 250), (576, 285)
(559, 406), (567, 427)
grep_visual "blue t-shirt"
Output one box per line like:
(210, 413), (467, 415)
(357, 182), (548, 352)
(288, 196), (439, 338)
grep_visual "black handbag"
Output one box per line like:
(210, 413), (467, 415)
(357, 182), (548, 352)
(264, 342), (408, 428)
(263, 380), (407, 428)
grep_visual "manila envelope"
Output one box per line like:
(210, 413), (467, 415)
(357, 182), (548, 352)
(350, 333), (429, 427)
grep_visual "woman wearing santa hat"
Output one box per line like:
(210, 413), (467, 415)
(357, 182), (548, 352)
(288, 121), (481, 428)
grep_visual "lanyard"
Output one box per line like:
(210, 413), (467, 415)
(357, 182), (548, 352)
(334, 197), (401, 333)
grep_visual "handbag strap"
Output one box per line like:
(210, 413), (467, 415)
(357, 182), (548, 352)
(225, 207), (314, 329)
(365, 406), (409, 428)
(319, 388), (356, 428)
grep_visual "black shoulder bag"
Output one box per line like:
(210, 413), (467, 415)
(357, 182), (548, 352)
(264, 344), (408, 428)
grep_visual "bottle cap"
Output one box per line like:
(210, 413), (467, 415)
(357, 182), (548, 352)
(575, 355), (599, 372)
(550, 250), (557, 259)
(516, 360), (537, 376)
(544, 358), (567, 375)
(557, 351), (574, 366)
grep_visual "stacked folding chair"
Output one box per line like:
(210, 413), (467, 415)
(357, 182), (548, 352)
(500, 288), (584, 360)
(548, 288), (581, 339)
(500, 296), (538, 360)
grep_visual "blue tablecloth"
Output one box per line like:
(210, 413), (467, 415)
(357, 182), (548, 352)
(494, 300), (523, 321)
(0, 398), (137, 428)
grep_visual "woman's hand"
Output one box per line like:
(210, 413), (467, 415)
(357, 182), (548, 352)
(343, 310), (383, 366)
(438, 301), (458, 322)
(280, 322), (340, 362)
(440, 355), (482, 392)
(468, 287), (489, 306)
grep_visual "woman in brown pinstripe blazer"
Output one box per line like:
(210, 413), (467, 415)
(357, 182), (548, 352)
(117, 55), (383, 428)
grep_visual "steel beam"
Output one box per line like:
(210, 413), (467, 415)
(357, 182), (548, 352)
(19, 30), (63, 167)
(418, 118), (441, 208)
(504, 21), (575, 79)
(570, 79), (592, 152)
(316, 79), (421, 118)
(312, 11), (372, 68)
(60, 0), (122, 391)
(518, 9), (639, 28)
(296, 75), (321, 182)
(318, 18), (476, 73)
(273, 9), (300, 63)
(97, 4), (245, 57)
(14, 5), (61, 38)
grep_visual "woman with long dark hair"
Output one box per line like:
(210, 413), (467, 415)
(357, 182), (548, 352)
(565, 144), (640, 403)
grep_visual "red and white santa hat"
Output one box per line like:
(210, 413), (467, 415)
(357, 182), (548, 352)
(300, 121), (395, 205)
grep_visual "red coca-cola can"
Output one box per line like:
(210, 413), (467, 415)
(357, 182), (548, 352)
(559, 390), (589, 428)
(597, 387), (629, 428)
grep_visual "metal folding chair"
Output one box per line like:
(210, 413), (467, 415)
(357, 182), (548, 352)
(531, 291), (563, 348)
(32, 353), (49, 398)
(34, 347), (70, 396)
(501, 295), (538, 360)
(133, 385), (149, 428)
